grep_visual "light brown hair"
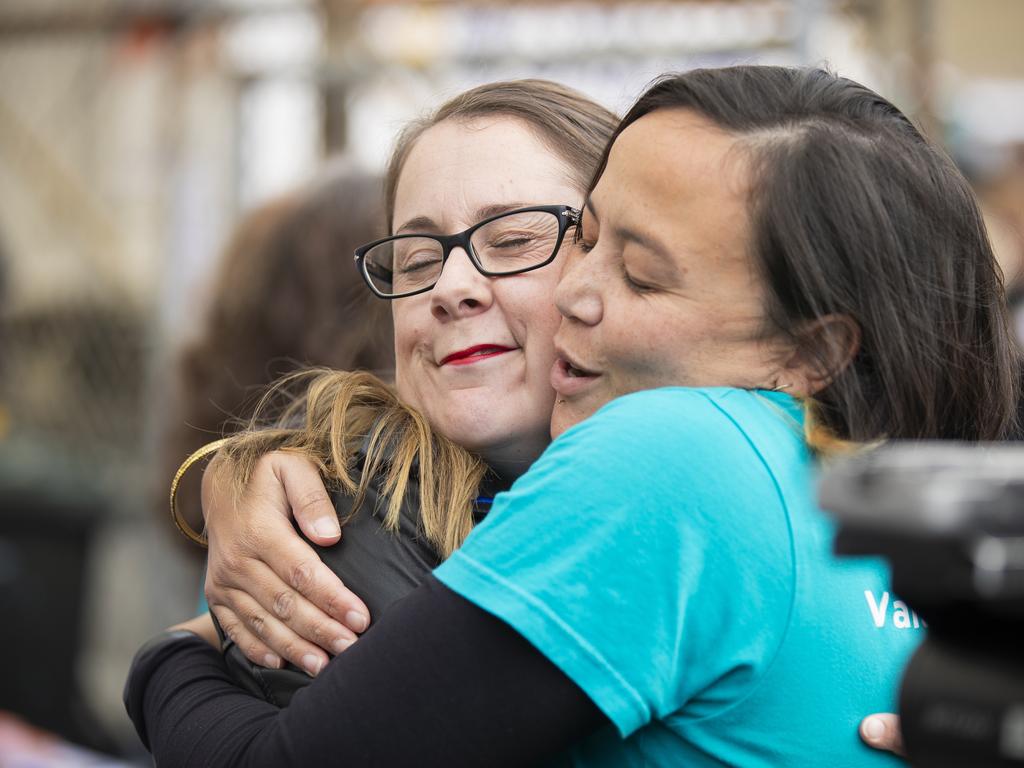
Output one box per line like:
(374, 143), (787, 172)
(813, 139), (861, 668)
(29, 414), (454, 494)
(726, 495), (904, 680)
(224, 369), (487, 557)
(384, 79), (620, 230)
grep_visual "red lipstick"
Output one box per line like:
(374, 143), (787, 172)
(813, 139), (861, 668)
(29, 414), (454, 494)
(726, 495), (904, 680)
(441, 344), (516, 366)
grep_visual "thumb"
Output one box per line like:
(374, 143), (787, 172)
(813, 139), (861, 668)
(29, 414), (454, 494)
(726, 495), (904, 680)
(859, 714), (904, 756)
(272, 452), (341, 546)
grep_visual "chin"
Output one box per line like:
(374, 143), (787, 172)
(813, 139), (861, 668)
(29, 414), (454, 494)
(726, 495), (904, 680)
(425, 388), (555, 462)
(433, 414), (492, 451)
(438, 411), (527, 452)
(549, 402), (584, 439)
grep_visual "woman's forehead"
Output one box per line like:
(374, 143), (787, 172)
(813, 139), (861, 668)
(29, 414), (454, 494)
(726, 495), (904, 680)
(592, 109), (754, 273)
(393, 117), (580, 228)
(595, 110), (750, 216)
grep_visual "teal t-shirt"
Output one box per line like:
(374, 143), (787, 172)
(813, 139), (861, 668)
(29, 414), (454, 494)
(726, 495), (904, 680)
(435, 387), (922, 767)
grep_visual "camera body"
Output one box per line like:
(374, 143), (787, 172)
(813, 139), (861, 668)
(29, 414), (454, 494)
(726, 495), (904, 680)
(820, 443), (1024, 767)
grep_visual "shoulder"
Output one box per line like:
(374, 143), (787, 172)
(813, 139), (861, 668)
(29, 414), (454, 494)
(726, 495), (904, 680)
(580, 387), (727, 433)
(476, 389), (806, 569)
(584, 385), (794, 435)
(537, 387), (792, 492)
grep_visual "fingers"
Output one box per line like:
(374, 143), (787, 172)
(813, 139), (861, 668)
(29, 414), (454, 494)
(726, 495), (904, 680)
(271, 452), (341, 545)
(859, 713), (905, 756)
(212, 591), (338, 677)
(259, 532), (371, 635)
(222, 551), (361, 653)
(201, 449), (371, 668)
(210, 604), (283, 671)
(206, 519), (364, 655)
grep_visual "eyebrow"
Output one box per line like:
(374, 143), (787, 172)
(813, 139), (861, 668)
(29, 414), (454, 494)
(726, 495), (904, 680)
(394, 202), (536, 235)
(394, 215), (438, 235)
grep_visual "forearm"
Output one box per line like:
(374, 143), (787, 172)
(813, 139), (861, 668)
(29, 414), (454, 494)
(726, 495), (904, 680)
(126, 576), (606, 768)
(126, 632), (286, 766)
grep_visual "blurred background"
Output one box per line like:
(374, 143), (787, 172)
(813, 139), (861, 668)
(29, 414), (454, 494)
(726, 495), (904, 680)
(0, 0), (1021, 763)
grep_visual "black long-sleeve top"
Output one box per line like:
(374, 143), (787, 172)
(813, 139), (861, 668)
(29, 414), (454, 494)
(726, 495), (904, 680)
(125, 575), (607, 767)
(213, 449), (475, 706)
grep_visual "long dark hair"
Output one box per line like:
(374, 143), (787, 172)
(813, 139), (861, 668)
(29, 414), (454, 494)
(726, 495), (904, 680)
(595, 66), (1020, 442)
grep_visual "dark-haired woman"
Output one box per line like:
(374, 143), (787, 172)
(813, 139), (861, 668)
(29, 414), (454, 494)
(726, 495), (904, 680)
(126, 66), (1018, 767)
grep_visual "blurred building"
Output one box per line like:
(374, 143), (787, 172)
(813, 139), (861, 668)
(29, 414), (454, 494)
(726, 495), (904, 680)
(0, 0), (1022, 759)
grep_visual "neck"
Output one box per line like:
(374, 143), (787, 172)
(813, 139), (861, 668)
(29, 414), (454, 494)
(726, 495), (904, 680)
(478, 432), (550, 489)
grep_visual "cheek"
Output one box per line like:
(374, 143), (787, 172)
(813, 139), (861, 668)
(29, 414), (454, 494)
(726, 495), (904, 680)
(603, 299), (693, 384)
(391, 302), (427, 400)
(393, 297), (433, 350)
(532, 273), (563, 329)
(532, 305), (562, 359)
(497, 273), (562, 352)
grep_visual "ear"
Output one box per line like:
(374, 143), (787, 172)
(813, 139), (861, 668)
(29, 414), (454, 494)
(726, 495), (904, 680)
(779, 314), (860, 397)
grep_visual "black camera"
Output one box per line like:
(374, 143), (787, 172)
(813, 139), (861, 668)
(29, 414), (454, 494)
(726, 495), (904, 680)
(819, 443), (1024, 767)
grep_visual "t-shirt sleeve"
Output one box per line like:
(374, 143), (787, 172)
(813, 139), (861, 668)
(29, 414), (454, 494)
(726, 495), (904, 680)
(434, 388), (796, 737)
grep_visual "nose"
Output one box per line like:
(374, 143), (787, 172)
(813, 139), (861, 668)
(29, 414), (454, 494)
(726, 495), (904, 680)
(430, 247), (493, 321)
(554, 244), (603, 326)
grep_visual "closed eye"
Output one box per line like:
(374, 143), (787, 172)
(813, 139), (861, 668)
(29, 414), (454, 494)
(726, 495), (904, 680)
(572, 225), (594, 253)
(492, 234), (534, 248)
(398, 260), (436, 274)
(620, 261), (653, 293)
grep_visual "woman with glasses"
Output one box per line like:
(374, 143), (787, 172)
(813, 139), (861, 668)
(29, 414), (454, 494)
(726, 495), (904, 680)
(127, 68), (1015, 765)
(193, 79), (621, 704)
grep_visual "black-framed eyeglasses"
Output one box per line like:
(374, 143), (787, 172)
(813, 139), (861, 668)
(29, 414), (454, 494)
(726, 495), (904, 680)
(354, 204), (581, 299)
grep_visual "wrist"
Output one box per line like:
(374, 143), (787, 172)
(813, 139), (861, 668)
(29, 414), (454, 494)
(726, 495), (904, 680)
(169, 614), (219, 647)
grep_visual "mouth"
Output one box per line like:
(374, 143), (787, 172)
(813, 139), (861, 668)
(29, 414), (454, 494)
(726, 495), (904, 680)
(440, 344), (517, 366)
(550, 348), (601, 397)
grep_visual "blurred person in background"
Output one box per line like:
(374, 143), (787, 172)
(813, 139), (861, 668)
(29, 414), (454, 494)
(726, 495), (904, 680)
(163, 164), (394, 543)
(123, 66), (1019, 765)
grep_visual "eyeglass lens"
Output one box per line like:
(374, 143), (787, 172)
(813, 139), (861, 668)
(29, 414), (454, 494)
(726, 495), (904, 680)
(362, 209), (562, 297)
